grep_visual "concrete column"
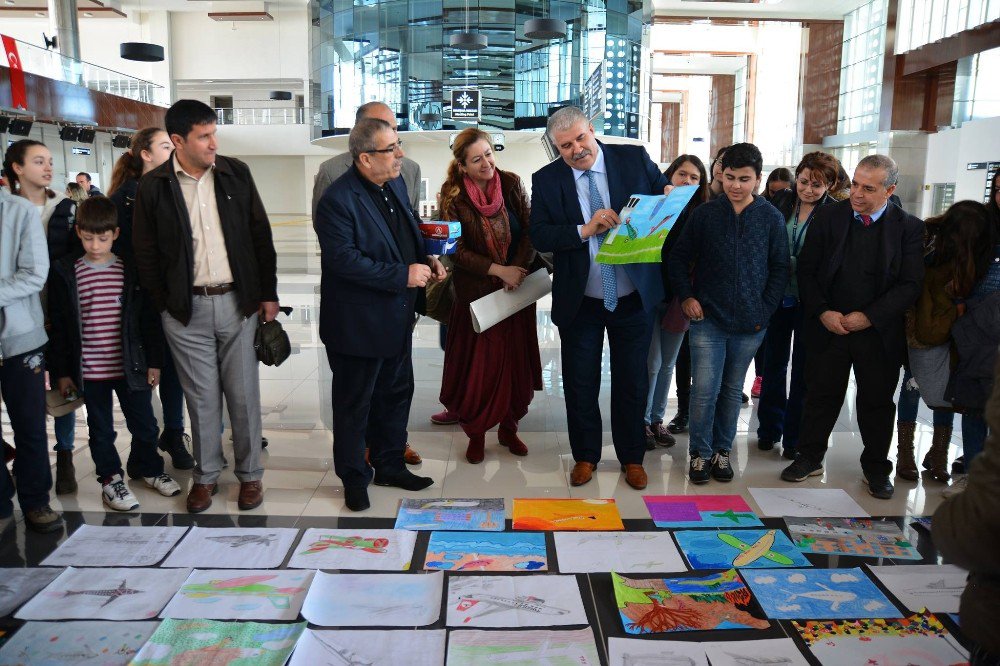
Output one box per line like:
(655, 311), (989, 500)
(47, 0), (81, 62)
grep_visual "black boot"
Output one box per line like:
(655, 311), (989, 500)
(55, 450), (77, 495)
(158, 429), (195, 470)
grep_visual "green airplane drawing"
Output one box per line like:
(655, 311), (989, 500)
(709, 509), (758, 524)
(180, 575), (306, 610)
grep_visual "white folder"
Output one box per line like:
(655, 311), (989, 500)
(469, 268), (552, 333)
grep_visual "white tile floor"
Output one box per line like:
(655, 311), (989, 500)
(38, 217), (956, 520)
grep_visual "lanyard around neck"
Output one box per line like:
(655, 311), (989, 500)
(791, 201), (818, 256)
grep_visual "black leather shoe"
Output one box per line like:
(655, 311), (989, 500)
(863, 474), (894, 500)
(667, 412), (689, 434)
(158, 430), (195, 470)
(757, 438), (777, 451)
(373, 469), (434, 491)
(345, 487), (370, 512)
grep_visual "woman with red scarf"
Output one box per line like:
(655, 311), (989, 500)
(439, 128), (542, 464)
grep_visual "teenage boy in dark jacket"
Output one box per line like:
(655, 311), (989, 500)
(667, 143), (789, 484)
(47, 197), (180, 512)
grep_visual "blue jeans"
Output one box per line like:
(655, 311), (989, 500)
(756, 302), (806, 449)
(83, 379), (163, 481)
(645, 303), (685, 424)
(962, 411), (987, 466)
(688, 318), (766, 460)
(0, 348), (52, 517)
(897, 368), (955, 426)
(52, 412), (75, 452)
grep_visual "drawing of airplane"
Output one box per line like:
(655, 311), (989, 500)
(205, 534), (278, 548)
(419, 500), (482, 509)
(455, 594), (570, 622)
(312, 633), (375, 666)
(180, 575), (306, 609)
(300, 535), (389, 555)
(649, 213), (675, 234)
(632, 560), (667, 570)
(719, 530), (795, 566)
(549, 514), (598, 524)
(63, 579), (141, 607)
(486, 639), (596, 664)
(784, 583), (857, 611)
(709, 509), (758, 524)
(620, 652), (698, 666)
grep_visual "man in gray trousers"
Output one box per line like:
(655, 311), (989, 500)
(133, 100), (280, 513)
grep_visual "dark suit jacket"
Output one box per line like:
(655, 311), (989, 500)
(796, 199), (924, 365)
(315, 166), (424, 359)
(528, 142), (668, 327)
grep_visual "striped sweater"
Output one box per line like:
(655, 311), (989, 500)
(75, 255), (124, 380)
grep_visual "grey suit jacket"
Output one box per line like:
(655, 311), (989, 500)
(312, 153), (421, 218)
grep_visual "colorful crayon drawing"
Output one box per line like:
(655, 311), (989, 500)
(612, 569), (770, 635)
(180, 575), (304, 608)
(160, 569), (314, 621)
(287, 528), (416, 570)
(595, 187), (699, 265)
(745, 568), (898, 620)
(785, 518), (921, 559)
(303, 535), (389, 554)
(446, 628), (601, 665)
(512, 498), (624, 531)
(425, 531), (547, 572)
(793, 611), (969, 665)
(0, 620), (159, 666)
(131, 619), (304, 666)
(674, 529), (811, 570)
(643, 495), (764, 529)
(447, 575), (588, 627)
(394, 497), (505, 531)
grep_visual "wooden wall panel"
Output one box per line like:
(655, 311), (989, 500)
(710, 74), (735, 157)
(801, 22), (844, 144)
(661, 102), (680, 164)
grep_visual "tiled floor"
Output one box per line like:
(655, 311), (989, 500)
(10, 217), (960, 523)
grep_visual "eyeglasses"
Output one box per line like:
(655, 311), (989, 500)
(366, 139), (404, 155)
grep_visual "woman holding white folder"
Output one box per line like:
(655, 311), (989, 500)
(438, 128), (542, 464)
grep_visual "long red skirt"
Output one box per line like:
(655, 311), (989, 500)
(439, 299), (542, 436)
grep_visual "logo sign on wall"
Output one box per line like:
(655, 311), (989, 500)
(985, 162), (999, 205)
(451, 89), (480, 121)
(71, 147), (92, 156)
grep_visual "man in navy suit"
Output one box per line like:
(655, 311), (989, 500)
(314, 117), (446, 511)
(530, 106), (668, 490)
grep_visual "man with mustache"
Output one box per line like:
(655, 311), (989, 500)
(530, 106), (668, 490)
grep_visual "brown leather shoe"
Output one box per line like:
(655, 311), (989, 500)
(238, 480), (264, 510)
(186, 483), (218, 513)
(404, 445), (422, 465)
(621, 464), (648, 490)
(570, 461), (596, 487)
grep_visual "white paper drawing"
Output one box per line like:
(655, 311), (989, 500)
(301, 571), (442, 627)
(159, 569), (314, 621)
(16, 566), (189, 621)
(287, 629), (446, 666)
(703, 638), (810, 666)
(40, 525), (188, 567)
(607, 637), (708, 665)
(867, 564), (968, 613)
(749, 488), (870, 518)
(446, 628), (600, 665)
(807, 634), (968, 665)
(287, 528), (417, 570)
(447, 575), (588, 627)
(161, 527), (299, 569)
(0, 620), (159, 666)
(554, 531), (687, 574)
(0, 568), (63, 616)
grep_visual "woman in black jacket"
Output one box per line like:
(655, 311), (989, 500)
(755, 151), (841, 459)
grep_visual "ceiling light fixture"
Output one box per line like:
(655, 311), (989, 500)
(120, 0), (165, 62)
(449, 0), (487, 50)
(524, 18), (567, 40)
(269, 8), (292, 102)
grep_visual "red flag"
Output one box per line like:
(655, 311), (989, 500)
(2, 35), (28, 110)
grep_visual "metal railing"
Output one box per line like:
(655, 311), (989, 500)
(4, 37), (169, 107)
(215, 107), (309, 126)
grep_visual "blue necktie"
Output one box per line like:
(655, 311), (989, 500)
(585, 170), (618, 311)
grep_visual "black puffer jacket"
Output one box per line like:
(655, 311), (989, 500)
(109, 178), (138, 262)
(946, 290), (1000, 411)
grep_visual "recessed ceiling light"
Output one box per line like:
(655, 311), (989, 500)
(83, 11), (93, 16)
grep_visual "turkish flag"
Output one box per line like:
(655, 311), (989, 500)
(2, 34), (28, 110)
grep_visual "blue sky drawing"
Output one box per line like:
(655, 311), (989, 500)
(745, 568), (899, 620)
(674, 529), (812, 570)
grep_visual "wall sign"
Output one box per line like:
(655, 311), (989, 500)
(967, 162), (988, 170)
(71, 147), (92, 155)
(985, 161), (999, 205)
(450, 89), (480, 121)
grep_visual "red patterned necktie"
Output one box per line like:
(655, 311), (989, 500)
(860, 214), (873, 227)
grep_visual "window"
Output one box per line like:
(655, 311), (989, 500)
(837, 0), (888, 135)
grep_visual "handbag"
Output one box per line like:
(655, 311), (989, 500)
(425, 255), (455, 325)
(254, 306), (293, 367)
(661, 296), (690, 334)
(45, 389), (84, 418)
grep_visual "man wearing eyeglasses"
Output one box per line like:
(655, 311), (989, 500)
(314, 117), (446, 512)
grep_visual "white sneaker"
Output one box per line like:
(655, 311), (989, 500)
(144, 474), (181, 497)
(102, 475), (139, 511)
(941, 474), (968, 498)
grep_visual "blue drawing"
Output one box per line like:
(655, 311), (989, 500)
(596, 186), (699, 265)
(394, 498), (504, 531)
(425, 532), (547, 572)
(674, 529), (812, 570)
(745, 568), (899, 620)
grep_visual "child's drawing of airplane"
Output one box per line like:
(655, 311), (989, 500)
(455, 593), (570, 622)
(718, 529), (795, 566)
(784, 583), (857, 611)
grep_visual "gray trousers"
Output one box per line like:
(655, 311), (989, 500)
(161, 292), (263, 484)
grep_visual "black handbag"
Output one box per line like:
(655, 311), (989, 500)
(254, 306), (293, 367)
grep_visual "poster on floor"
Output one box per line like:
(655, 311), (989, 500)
(553, 531), (687, 574)
(287, 629), (446, 666)
(161, 527), (299, 569)
(748, 487), (870, 518)
(446, 574), (588, 627)
(16, 566), (190, 621)
(425, 531), (547, 572)
(159, 569), (314, 621)
(744, 567), (899, 620)
(612, 569), (770, 635)
(0, 568), (63, 616)
(446, 628), (601, 665)
(674, 528), (812, 570)
(287, 528), (417, 570)
(703, 638), (810, 666)
(40, 525), (188, 567)
(512, 498), (624, 531)
(301, 571), (442, 627)
(607, 636), (708, 665)
(0, 620), (159, 666)
(131, 618), (304, 666)
(866, 564), (968, 613)
(394, 498), (505, 531)
(785, 517), (921, 559)
(642, 494), (764, 529)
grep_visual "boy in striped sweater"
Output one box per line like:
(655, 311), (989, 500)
(47, 197), (180, 511)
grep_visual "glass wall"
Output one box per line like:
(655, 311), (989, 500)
(953, 46), (1000, 124)
(837, 0), (888, 135)
(309, 0), (651, 139)
(896, 0), (1000, 54)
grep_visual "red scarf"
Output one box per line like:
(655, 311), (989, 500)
(463, 171), (510, 266)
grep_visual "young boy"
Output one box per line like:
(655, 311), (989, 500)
(47, 196), (180, 511)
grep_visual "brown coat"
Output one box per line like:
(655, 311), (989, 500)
(448, 169), (535, 305)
